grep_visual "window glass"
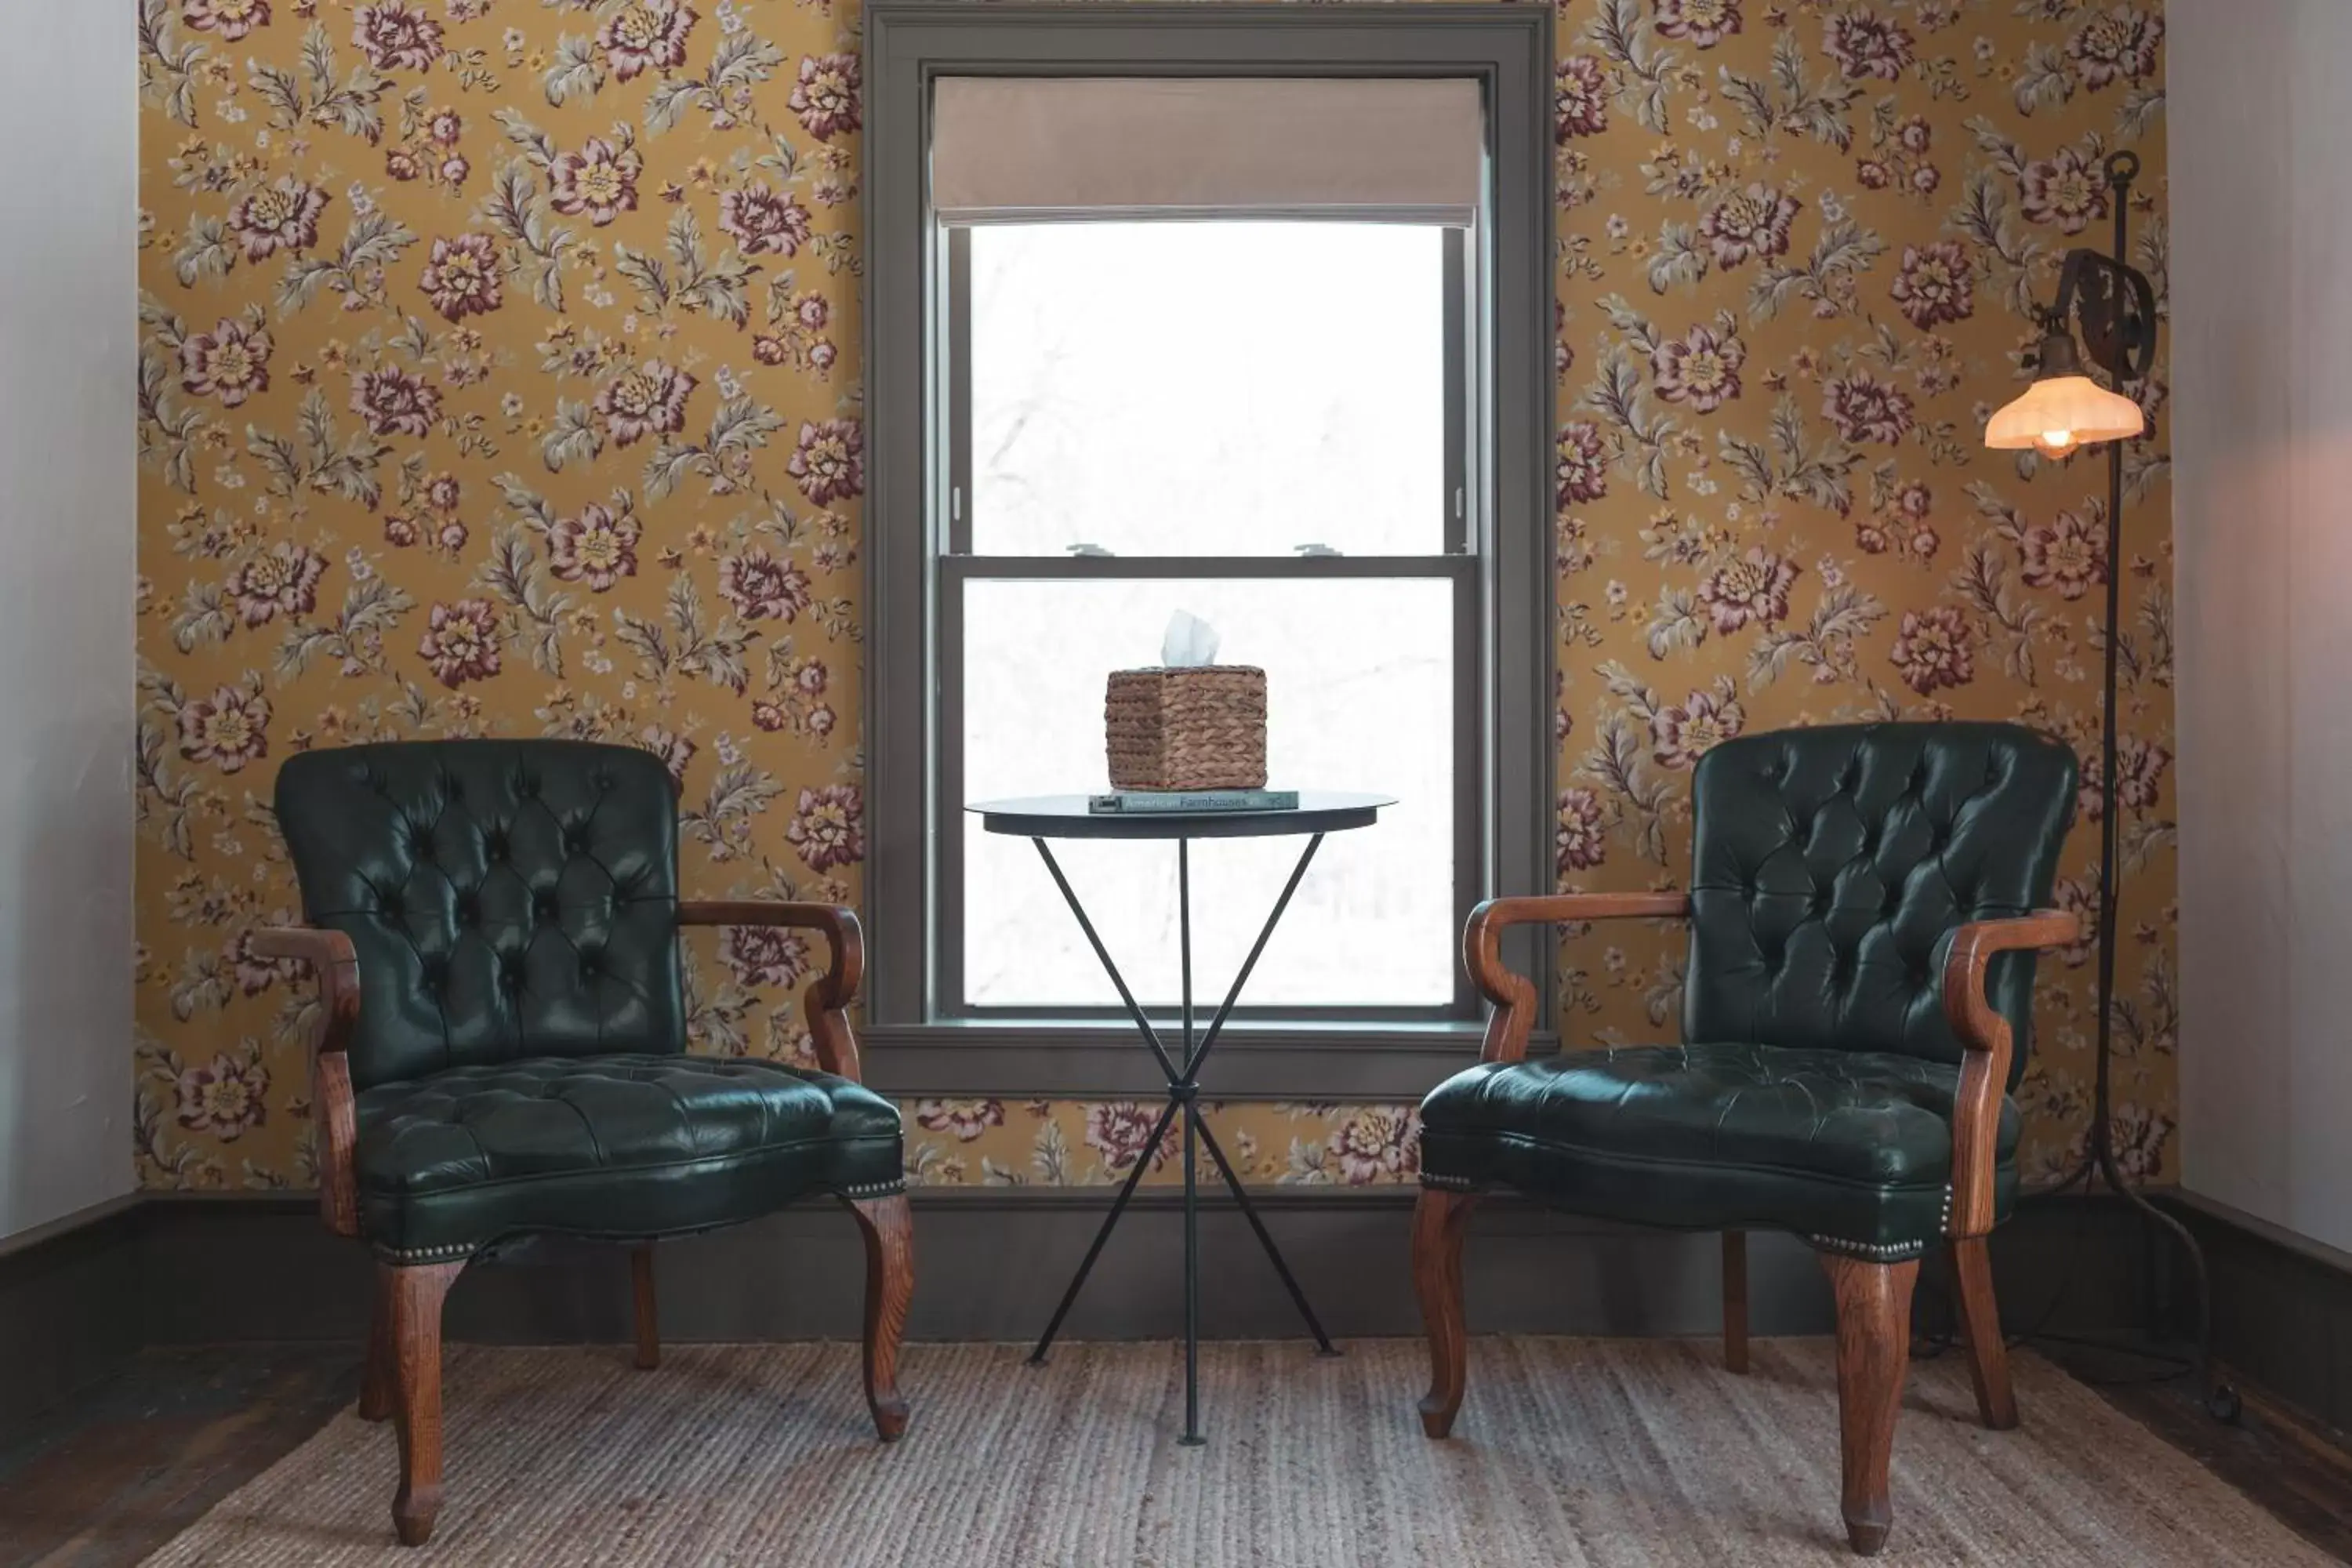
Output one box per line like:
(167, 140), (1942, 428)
(967, 222), (1449, 557)
(961, 576), (1456, 1006)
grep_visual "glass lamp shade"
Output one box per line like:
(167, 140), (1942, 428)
(1985, 368), (2144, 460)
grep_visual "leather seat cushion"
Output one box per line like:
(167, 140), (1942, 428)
(353, 1054), (903, 1259)
(1417, 1044), (2020, 1253)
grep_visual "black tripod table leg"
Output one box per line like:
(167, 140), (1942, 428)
(1194, 1114), (1338, 1355)
(1028, 1096), (1181, 1366)
(1179, 1095), (1203, 1446)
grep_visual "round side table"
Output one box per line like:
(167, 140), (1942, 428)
(967, 792), (1392, 1445)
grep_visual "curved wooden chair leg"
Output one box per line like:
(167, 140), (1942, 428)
(1722, 1229), (1749, 1374)
(1822, 1251), (1919, 1557)
(631, 1244), (660, 1371)
(1411, 1187), (1479, 1438)
(384, 1258), (466, 1548)
(358, 1288), (395, 1421)
(1947, 1236), (2016, 1429)
(848, 1194), (913, 1442)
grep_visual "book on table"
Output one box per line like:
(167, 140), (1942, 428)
(1087, 789), (1299, 815)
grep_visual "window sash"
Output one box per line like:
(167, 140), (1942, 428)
(942, 222), (1472, 561)
(934, 554), (1483, 1022)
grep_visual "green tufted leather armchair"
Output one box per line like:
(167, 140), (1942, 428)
(1412, 722), (2078, 1557)
(252, 739), (913, 1547)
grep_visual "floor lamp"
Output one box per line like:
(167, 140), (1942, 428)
(1983, 148), (2237, 1421)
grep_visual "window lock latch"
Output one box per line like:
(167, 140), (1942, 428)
(1293, 543), (1341, 558)
(1066, 543), (1114, 557)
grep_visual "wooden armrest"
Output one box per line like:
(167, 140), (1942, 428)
(249, 924), (362, 1238)
(1940, 910), (2080, 1237)
(1464, 893), (1690, 1065)
(246, 923), (358, 971)
(676, 902), (868, 1082)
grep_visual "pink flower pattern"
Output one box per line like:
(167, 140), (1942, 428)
(788, 419), (863, 505)
(595, 361), (695, 447)
(1555, 57), (1609, 141)
(417, 599), (502, 688)
(549, 140), (642, 227)
(228, 179), (326, 260)
(719, 184), (814, 257)
(789, 54), (862, 140)
(547, 503), (640, 591)
(419, 234), (502, 322)
(1656, 0), (1741, 48)
(598, 2), (695, 81)
(354, 4), (444, 72)
(180, 318), (273, 408)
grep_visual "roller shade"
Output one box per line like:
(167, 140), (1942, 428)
(930, 77), (1485, 220)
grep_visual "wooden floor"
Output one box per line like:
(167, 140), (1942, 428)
(0, 1345), (355, 1568)
(1, 1342), (2346, 1566)
(2096, 1372), (2352, 1563)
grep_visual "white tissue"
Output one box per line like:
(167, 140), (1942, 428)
(1160, 609), (1221, 668)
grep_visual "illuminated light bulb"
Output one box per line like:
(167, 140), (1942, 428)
(1986, 329), (2143, 457)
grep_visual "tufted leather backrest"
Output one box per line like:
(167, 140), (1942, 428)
(275, 739), (686, 1091)
(1684, 722), (2076, 1087)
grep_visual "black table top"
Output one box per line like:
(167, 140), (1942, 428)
(967, 791), (1391, 840)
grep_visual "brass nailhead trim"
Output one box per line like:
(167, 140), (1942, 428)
(377, 1241), (478, 1264)
(1416, 1184), (1933, 1259)
(375, 1181), (905, 1261)
(1806, 1232), (1927, 1261)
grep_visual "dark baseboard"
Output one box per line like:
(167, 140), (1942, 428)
(856, 1022), (1544, 1100)
(139, 1189), (1853, 1347)
(0, 1196), (149, 1429)
(2158, 1192), (2352, 1438)
(9, 1186), (2164, 1426)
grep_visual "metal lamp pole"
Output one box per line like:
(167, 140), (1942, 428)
(2028, 148), (2238, 1424)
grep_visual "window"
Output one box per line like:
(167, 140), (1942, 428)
(864, 6), (1555, 1083)
(946, 218), (1472, 1013)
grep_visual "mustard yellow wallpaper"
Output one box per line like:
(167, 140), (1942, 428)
(133, 0), (2172, 1195)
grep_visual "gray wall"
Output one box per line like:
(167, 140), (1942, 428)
(2172, 0), (2352, 1252)
(0, 2), (137, 1240)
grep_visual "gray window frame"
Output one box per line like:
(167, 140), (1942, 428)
(862, 2), (1556, 1098)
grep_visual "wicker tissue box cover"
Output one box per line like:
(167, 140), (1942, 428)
(1105, 666), (1268, 792)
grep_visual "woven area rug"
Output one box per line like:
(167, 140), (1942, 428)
(140, 1338), (2329, 1566)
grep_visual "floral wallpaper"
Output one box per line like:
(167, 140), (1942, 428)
(133, 0), (2172, 1196)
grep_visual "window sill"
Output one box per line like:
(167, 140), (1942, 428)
(856, 1018), (1554, 1100)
